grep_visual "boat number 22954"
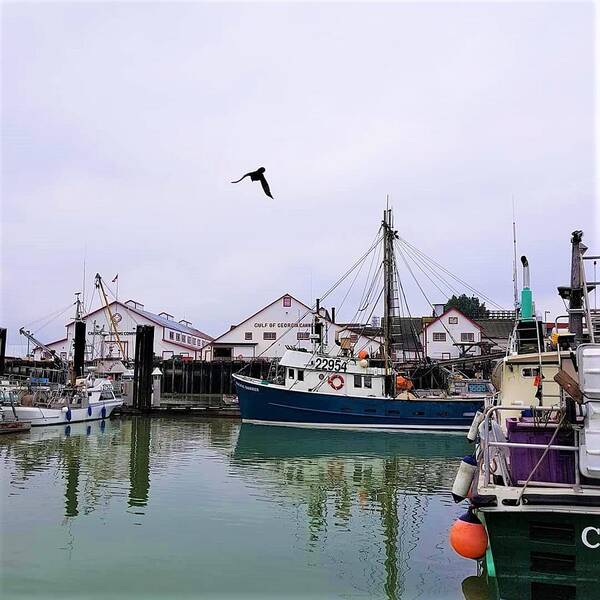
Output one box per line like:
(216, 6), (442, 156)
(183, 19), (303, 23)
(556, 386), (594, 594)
(314, 358), (347, 372)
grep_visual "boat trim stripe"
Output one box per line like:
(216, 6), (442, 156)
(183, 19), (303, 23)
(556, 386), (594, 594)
(242, 419), (468, 431)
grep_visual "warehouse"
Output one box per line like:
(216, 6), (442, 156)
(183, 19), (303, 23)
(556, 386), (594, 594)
(32, 299), (213, 362)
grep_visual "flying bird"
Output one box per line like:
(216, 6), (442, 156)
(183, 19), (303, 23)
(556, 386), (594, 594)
(231, 167), (274, 199)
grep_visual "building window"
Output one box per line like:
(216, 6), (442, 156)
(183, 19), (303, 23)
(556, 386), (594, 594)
(432, 332), (446, 342)
(283, 296), (291, 307)
(187, 336), (191, 344)
(245, 332), (253, 341)
(297, 332), (310, 340)
(364, 376), (372, 389)
(192, 338), (196, 346)
(264, 332), (276, 340)
(288, 368), (295, 379)
(354, 375), (362, 388)
(449, 316), (458, 324)
(461, 333), (475, 342)
(442, 352), (451, 360)
(176, 333), (180, 341)
(297, 370), (304, 382)
(169, 331), (174, 340)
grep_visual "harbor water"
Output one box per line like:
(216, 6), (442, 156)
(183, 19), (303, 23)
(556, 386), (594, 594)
(1, 417), (483, 599)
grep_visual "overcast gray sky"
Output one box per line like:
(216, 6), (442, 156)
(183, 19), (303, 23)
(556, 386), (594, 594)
(1, 1), (597, 353)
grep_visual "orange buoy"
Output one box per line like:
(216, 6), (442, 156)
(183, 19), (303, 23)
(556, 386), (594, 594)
(395, 375), (413, 391)
(357, 350), (369, 360)
(449, 511), (488, 559)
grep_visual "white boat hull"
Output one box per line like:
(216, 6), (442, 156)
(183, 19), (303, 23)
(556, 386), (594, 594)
(2, 399), (122, 427)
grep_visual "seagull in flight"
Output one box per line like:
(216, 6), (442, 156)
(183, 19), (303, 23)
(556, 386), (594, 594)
(231, 167), (274, 199)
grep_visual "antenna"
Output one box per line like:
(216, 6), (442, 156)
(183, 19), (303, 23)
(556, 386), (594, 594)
(82, 244), (87, 312)
(512, 197), (518, 311)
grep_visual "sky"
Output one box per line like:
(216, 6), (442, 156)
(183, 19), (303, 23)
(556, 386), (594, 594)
(1, 1), (597, 354)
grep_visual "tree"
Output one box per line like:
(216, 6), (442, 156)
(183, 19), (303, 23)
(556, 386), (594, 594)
(444, 294), (489, 319)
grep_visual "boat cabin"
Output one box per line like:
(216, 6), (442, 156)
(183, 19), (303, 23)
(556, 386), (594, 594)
(280, 349), (387, 397)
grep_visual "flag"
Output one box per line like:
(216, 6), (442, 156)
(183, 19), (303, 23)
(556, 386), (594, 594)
(112, 274), (119, 283)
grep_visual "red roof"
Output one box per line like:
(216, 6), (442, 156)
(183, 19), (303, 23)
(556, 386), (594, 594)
(423, 307), (484, 331)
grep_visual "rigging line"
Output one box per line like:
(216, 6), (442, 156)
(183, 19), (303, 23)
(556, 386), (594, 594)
(395, 240), (457, 301)
(397, 237), (507, 310)
(346, 286), (385, 355)
(237, 233), (385, 371)
(397, 242), (502, 349)
(395, 260), (424, 365)
(338, 227), (382, 314)
(344, 264), (383, 333)
(23, 302), (75, 330)
(398, 241), (463, 299)
(356, 233), (383, 314)
(358, 263), (384, 314)
(33, 302), (75, 334)
(396, 244), (460, 347)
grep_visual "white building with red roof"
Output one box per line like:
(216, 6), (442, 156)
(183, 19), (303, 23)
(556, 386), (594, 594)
(202, 293), (382, 361)
(32, 299), (213, 362)
(422, 307), (483, 360)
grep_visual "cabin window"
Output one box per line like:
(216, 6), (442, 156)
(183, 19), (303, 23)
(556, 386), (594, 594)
(354, 375), (362, 388)
(522, 367), (540, 377)
(461, 332), (475, 342)
(100, 388), (114, 400)
(449, 316), (458, 324)
(297, 332), (310, 340)
(364, 376), (372, 389)
(169, 331), (174, 340)
(433, 332), (446, 342)
(245, 332), (253, 340)
(297, 370), (304, 381)
(264, 332), (276, 340)
(288, 369), (295, 379)
(283, 296), (292, 307)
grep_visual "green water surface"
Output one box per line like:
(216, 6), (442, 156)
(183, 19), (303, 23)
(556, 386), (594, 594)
(1, 417), (482, 599)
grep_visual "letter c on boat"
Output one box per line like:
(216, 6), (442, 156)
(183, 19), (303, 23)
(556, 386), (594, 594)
(582, 527), (600, 549)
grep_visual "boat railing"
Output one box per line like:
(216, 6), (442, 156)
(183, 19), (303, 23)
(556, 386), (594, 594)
(481, 405), (582, 489)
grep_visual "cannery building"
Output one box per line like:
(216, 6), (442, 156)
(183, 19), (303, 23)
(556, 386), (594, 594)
(202, 293), (382, 361)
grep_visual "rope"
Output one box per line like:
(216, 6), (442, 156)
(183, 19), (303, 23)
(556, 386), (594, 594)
(236, 233), (384, 373)
(397, 237), (507, 311)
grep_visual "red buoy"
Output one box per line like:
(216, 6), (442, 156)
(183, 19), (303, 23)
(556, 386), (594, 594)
(449, 511), (488, 559)
(357, 350), (369, 360)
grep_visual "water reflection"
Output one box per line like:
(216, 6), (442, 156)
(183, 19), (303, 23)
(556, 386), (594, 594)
(128, 417), (151, 508)
(233, 425), (471, 599)
(2, 418), (485, 599)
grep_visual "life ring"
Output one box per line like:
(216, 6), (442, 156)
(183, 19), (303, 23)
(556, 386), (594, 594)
(328, 374), (344, 391)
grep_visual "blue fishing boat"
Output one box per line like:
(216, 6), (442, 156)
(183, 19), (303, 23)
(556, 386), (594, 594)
(234, 208), (492, 431)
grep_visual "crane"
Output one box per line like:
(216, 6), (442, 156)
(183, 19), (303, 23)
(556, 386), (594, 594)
(94, 273), (126, 359)
(19, 327), (68, 370)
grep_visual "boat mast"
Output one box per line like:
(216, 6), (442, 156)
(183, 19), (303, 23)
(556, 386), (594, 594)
(512, 197), (519, 312)
(382, 205), (394, 375)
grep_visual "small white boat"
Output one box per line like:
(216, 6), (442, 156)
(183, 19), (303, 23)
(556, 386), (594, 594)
(0, 375), (122, 427)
